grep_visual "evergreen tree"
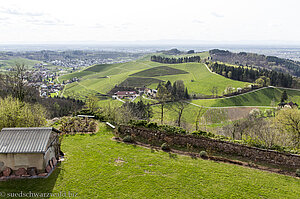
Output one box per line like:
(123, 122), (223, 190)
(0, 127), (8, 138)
(281, 91), (288, 102)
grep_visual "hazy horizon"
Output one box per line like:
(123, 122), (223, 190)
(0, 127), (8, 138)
(1, 0), (300, 44)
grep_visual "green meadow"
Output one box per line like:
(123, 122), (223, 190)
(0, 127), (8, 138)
(1, 124), (299, 198)
(191, 87), (300, 107)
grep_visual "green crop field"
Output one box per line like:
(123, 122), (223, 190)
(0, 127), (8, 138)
(1, 124), (299, 198)
(129, 65), (188, 77)
(191, 87), (300, 107)
(119, 77), (164, 88)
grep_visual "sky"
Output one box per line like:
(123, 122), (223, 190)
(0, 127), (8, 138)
(0, 0), (300, 44)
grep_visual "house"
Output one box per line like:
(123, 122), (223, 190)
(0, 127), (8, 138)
(287, 101), (298, 108)
(114, 91), (137, 99)
(278, 101), (299, 108)
(137, 87), (147, 94)
(0, 127), (61, 175)
(145, 89), (157, 98)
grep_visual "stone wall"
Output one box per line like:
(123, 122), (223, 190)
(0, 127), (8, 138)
(118, 125), (300, 168)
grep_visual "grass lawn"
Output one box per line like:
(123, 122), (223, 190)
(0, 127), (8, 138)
(0, 124), (299, 198)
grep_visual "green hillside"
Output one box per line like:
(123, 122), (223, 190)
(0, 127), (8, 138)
(191, 87), (300, 107)
(59, 56), (248, 98)
(147, 63), (248, 95)
(129, 65), (188, 77)
(119, 77), (164, 87)
(1, 124), (299, 198)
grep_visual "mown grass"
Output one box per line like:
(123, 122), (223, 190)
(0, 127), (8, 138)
(148, 63), (248, 95)
(0, 124), (299, 198)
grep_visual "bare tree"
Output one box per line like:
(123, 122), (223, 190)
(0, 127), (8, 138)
(275, 108), (300, 147)
(9, 63), (29, 101)
(195, 106), (205, 131)
(170, 101), (188, 127)
(156, 84), (171, 124)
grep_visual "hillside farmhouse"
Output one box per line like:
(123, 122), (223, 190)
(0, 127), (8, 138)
(145, 88), (157, 98)
(278, 101), (299, 108)
(113, 91), (137, 99)
(0, 127), (61, 173)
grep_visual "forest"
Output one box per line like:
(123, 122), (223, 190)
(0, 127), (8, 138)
(151, 55), (201, 64)
(209, 49), (300, 77)
(208, 62), (293, 88)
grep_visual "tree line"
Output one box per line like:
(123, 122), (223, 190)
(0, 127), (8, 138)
(208, 62), (293, 87)
(151, 55), (201, 64)
(209, 49), (300, 77)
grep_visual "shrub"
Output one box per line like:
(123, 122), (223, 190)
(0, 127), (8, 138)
(159, 125), (187, 135)
(296, 169), (300, 177)
(161, 143), (170, 151)
(192, 130), (215, 138)
(123, 135), (133, 143)
(145, 122), (158, 129)
(199, 151), (208, 158)
(129, 120), (147, 127)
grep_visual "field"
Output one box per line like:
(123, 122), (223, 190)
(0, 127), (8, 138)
(119, 77), (164, 88)
(0, 58), (42, 68)
(1, 124), (299, 198)
(146, 63), (248, 95)
(191, 87), (300, 107)
(129, 66), (188, 77)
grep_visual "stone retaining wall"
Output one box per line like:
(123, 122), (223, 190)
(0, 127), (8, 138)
(118, 125), (300, 168)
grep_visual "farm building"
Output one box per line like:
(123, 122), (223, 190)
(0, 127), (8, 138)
(0, 127), (61, 173)
(114, 91), (137, 99)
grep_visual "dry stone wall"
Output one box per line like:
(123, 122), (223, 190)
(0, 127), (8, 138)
(118, 125), (300, 168)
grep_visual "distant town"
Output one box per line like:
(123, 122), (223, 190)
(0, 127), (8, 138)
(0, 50), (144, 98)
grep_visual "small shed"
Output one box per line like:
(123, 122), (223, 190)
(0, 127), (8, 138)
(0, 127), (61, 173)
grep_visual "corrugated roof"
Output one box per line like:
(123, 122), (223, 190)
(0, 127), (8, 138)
(0, 127), (60, 153)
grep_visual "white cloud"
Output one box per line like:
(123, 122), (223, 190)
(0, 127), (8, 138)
(0, 7), (44, 16)
(0, 0), (300, 44)
(211, 12), (224, 18)
(193, 19), (205, 24)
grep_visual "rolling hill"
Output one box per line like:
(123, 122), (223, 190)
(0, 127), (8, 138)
(59, 52), (300, 110)
(191, 87), (300, 107)
(59, 54), (247, 98)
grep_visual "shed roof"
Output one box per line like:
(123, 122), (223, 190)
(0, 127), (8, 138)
(0, 127), (60, 154)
